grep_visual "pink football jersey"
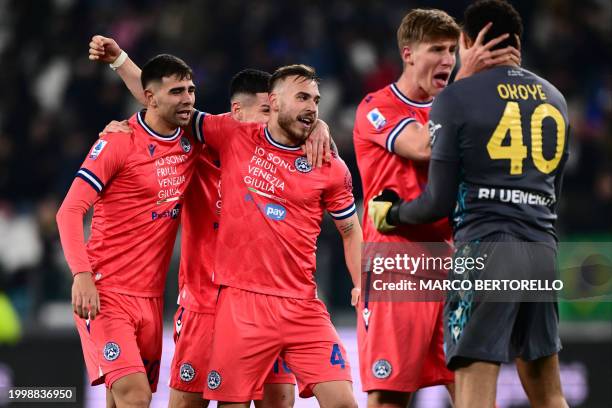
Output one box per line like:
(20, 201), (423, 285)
(59, 111), (200, 297)
(193, 111), (356, 299)
(353, 84), (451, 243)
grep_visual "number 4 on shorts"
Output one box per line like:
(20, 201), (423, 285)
(330, 343), (345, 369)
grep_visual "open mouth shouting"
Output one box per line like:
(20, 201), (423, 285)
(297, 113), (316, 130)
(176, 109), (192, 121)
(433, 71), (451, 88)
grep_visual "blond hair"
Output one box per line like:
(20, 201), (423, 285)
(397, 9), (460, 52)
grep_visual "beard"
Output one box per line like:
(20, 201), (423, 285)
(160, 104), (192, 128)
(277, 110), (312, 145)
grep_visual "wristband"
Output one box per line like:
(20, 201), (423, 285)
(109, 50), (128, 71)
(386, 201), (401, 226)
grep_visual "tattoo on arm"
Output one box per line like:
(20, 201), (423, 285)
(340, 221), (354, 235)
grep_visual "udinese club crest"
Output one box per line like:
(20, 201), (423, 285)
(179, 363), (196, 382)
(295, 156), (312, 173)
(103, 342), (121, 361)
(180, 136), (192, 153)
(372, 359), (392, 379)
(207, 370), (222, 390)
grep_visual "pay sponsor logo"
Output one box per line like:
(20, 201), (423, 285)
(152, 203), (182, 220)
(265, 203), (286, 221)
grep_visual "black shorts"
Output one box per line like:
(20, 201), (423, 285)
(444, 233), (562, 370)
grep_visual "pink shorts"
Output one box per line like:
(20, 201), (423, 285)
(203, 287), (352, 402)
(74, 290), (163, 391)
(357, 300), (453, 392)
(169, 306), (296, 393)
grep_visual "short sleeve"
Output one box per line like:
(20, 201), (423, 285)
(76, 133), (129, 194)
(429, 90), (461, 163)
(324, 158), (357, 220)
(355, 100), (417, 154)
(192, 110), (240, 153)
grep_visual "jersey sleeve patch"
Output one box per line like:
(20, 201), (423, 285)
(366, 108), (387, 131)
(428, 120), (443, 146)
(88, 139), (108, 160)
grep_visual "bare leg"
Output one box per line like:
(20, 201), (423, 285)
(168, 388), (209, 408)
(312, 380), (357, 408)
(445, 382), (456, 407)
(515, 354), (568, 408)
(110, 372), (152, 408)
(254, 383), (295, 408)
(366, 390), (412, 408)
(454, 360), (500, 408)
(106, 387), (117, 408)
(217, 402), (250, 408)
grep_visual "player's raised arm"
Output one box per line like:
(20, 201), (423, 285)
(455, 22), (521, 81)
(302, 119), (335, 168)
(333, 213), (363, 306)
(89, 35), (146, 105)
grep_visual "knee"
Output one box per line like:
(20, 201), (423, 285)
(264, 400), (295, 408)
(115, 386), (152, 408)
(258, 395), (295, 408)
(271, 397), (295, 408)
(170, 396), (207, 408)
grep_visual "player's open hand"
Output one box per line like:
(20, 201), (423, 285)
(456, 22), (521, 81)
(302, 119), (332, 168)
(351, 287), (361, 307)
(72, 272), (100, 320)
(89, 35), (122, 64)
(99, 120), (131, 137)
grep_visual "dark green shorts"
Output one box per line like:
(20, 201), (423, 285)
(444, 233), (562, 369)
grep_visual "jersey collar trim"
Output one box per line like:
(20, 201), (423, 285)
(390, 83), (433, 108)
(264, 128), (301, 151)
(137, 110), (182, 141)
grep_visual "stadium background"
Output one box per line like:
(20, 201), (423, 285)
(0, 0), (609, 406)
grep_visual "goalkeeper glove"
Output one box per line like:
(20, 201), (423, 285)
(368, 189), (402, 233)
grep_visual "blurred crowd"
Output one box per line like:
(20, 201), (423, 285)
(0, 0), (610, 330)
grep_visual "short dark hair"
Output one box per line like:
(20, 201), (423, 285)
(229, 69), (271, 100)
(140, 54), (193, 89)
(463, 0), (523, 51)
(269, 64), (319, 92)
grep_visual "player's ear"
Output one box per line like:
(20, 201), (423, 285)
(144, 88), (156, 108)
(269, 92), (280, 112)
(231, 100), (242, 121)
(401, 45), (414, 66)
(462, 31), (474, 49)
